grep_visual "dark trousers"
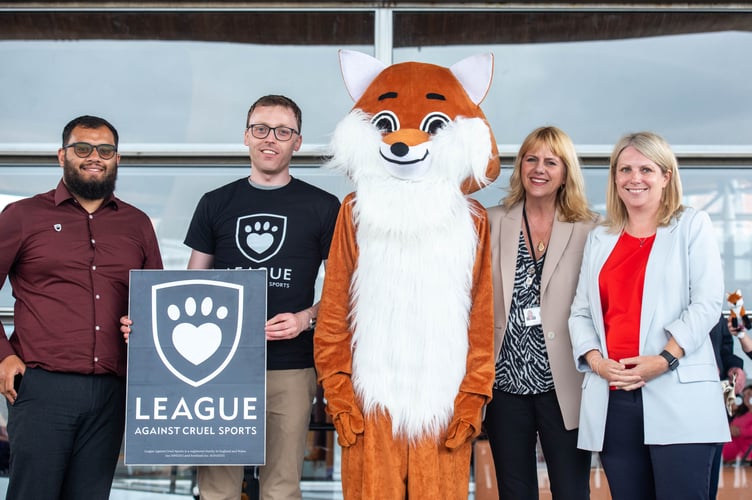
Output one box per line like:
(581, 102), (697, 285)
(709, 443), (723, 499)
(6, 367), (126, 500)
(600, 389), (715, 500)
(484, 389), (591, 500)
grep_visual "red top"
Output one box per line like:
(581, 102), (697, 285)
(0, 180), (163, 377)
(599, 231), (655, 364)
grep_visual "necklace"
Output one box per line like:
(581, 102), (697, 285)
(522, 200), (552, 258)
(625, 230), (655, 248)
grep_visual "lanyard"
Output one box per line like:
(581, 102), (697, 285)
(522, 201), (546, 292)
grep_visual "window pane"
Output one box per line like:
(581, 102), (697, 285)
(576, 166), (752, 296)
(394, 11), (752, 147)
(0, 11), (373, 148)
(0, 163), (355, 310)
(3, 163), (752, 309)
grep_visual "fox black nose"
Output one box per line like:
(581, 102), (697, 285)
(390, 142), (409, 157)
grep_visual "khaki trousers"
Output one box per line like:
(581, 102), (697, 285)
(198, 368), (317, 500)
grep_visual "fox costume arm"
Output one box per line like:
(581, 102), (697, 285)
(445, 199), (495, 448)
(315, 193), (364, 446)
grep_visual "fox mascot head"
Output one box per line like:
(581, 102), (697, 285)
(328, 49), (500, 194)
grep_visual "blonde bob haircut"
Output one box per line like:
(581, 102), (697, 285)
(605, 131), (683, 232)
(503, 126), (594, 223)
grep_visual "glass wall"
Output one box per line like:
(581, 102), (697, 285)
(2, 9), (750, 150)
(3, 160), (752, 289)
(0, 10), (374, 149)
(1, 4), (751, 496)
(395, 31), (752, 147)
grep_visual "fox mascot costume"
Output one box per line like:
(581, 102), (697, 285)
(314, 50), (500, 499)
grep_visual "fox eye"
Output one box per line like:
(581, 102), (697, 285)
(420, 113), (450, 135)
(371, 111), (399, 133)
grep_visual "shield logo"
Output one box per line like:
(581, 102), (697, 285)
(236, 213), (287, 263)
(152, 279), (243, 387)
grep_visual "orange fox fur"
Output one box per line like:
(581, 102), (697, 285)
(314, 50), (499, 499)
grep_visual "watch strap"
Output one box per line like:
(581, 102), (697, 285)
(659, 350), (679, 371)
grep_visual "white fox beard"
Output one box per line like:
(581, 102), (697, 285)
(326, 109), (489, 440)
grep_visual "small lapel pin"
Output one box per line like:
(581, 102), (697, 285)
(53, 224), (62, 232)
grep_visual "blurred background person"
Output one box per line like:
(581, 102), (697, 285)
(709, 314), (746, 498)
(569, 131), (729, 500)
(722, 385), (752, 463)
(484, 126), (598, 499)
(729, 318), (752, 359)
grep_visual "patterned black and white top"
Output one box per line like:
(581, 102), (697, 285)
(493, 231), (555, 394)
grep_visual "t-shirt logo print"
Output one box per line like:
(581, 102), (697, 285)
(235, 213), (287, 263)
(152, 279), (243, 387)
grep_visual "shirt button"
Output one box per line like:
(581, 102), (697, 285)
(95, 325), (101, 331)
(95, 294), (100, 300)
(89, 214), (94, 219)
(91, 239), (96, 244)
(92, 265), (96, 270)
(547, 331), (555, 340)
(94, 357), (99, 363)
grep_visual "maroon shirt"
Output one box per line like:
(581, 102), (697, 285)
(0, 180), (163, 377)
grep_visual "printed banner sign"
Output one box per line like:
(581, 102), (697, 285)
(125, 269), (267, 465)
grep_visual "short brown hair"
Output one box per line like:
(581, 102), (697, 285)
(246, 95), (302, 132)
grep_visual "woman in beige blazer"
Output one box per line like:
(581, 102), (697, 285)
(484, 126), (598, 499)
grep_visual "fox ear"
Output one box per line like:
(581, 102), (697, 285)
(450, 53), (494, 105)
(339, 49), (387, 103)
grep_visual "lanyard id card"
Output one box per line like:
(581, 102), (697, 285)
(523, 306), (542, 327)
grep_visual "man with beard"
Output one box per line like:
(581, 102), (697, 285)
(0, 115), (163, 499)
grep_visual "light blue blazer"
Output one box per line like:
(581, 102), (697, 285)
(569, 207), (730, 451)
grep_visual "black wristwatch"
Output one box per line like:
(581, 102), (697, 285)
(659, 350), (679, 371)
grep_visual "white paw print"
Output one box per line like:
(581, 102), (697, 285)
(168, 297), (227, 366)
(245, 221), (279, 253)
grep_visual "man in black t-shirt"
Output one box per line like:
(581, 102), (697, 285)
(187, 95), (340, 500)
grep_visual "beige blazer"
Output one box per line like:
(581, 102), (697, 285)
(488, 202), (597, 430)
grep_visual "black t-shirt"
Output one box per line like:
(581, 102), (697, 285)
(184, 177), (340, 369)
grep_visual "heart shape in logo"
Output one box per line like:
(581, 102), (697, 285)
(172, 322), (222, 365)
(247, 233), (274, 254)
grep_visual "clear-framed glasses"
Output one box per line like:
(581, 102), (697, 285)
(246, 124), (299, 142)
(63, 142), (117, 160)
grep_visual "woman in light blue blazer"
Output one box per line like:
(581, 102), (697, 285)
(569, 131), (730, 500)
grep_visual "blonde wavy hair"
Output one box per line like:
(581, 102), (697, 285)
(604, 131), (683, 232)
(503, 126), (594, 222)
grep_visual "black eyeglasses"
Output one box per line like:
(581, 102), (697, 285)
(63, 142), (117, 160)
(246, 124), (299, 142)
